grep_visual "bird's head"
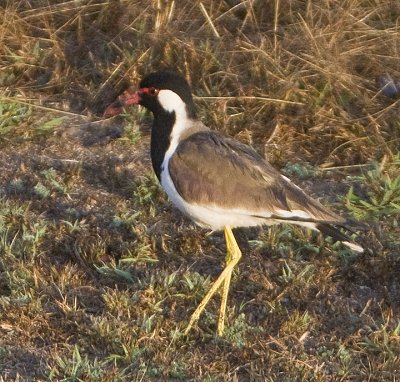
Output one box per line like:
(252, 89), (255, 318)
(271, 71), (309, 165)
(103, 71), (196, 119)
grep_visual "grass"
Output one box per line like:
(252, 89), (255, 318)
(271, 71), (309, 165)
(346, 154), (400, 219)
(1, 0), (400, 380)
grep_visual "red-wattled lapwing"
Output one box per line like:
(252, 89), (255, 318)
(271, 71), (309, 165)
(104, 71), (364, 336)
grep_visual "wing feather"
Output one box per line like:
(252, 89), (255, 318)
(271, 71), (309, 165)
(168, 131), (345, 225)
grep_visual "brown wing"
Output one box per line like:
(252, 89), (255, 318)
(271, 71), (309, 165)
(168, 131), (345, 224)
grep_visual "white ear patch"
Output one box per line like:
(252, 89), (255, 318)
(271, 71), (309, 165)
(157, 89), (194, 169)
(158, 89), (186, 114)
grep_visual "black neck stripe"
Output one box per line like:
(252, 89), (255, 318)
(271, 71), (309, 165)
(151, 111), (176, 180)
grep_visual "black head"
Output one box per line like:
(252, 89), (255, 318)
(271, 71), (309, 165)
(138, 71), (197, 118)
(103, 71), (197, 119)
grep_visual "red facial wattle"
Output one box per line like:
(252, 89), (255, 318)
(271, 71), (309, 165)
(103, 89), (142, 118)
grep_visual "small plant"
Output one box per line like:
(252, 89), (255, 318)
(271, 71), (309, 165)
(357, 321), (400, 360)
(282, 162), (322, 180)
(62, 219), (89, 234)
(109, 211), (141, 230)
(107, 343), (146, 366)
(33, 168), (72, 199)
(48, 345), (104, 381)
(140, 312), (157, 334)
(0, 198), (47, 259)
(180, 272), (210, 296)
(21, 220), (47, 259)
(280, 310), (314, 337)
(223, 313), (258, 348)
(33, 182), (50, 198)
(279, 261), (294, 284)
(346, 154), (400, 219)
(337, 345), (352, 377)
(0, 101), (31, 138)
(34, 116), (67, 133)
(169, 360), (187, 381)
(133, 174), (163, 209)
(118, 124), (142, 145)
(95, 263), (135, 283)
(41, 168), (69, 195)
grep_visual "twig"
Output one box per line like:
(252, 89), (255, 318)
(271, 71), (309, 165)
(273, 0), (280, 56)
(195, 95), (304, 105)
(0, 96), (83, 117)
(199, 3), (220, 38)
(319, 163), (373, 171)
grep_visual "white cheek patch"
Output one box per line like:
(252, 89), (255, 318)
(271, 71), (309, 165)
(158, 89), (186, 114)
(157, 89), (194, 172)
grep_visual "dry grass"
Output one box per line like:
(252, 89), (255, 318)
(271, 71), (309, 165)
(1, 0), (400, 380)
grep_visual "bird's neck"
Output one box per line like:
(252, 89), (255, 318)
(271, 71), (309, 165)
(151, 111), (175, 180)
(151, 107), (195, 180)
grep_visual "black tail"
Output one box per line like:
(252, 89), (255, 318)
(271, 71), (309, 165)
(316, 223), (364, 253)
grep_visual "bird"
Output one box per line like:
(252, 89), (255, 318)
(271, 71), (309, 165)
(104, 71), (364, 336)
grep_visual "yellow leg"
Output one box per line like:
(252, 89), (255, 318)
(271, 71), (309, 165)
(184, 226), (242, 336)
(217, 250), (232, 335)
(218, 226), (241, 335)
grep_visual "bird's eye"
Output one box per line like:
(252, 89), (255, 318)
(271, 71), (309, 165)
(148, 87), (159, 96)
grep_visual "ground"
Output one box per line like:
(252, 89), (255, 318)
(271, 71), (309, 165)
(0, 1), (400, 381)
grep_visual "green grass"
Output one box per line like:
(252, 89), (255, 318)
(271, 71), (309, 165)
(1, 0), (400, 380)
(346, 154), (400, 219)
